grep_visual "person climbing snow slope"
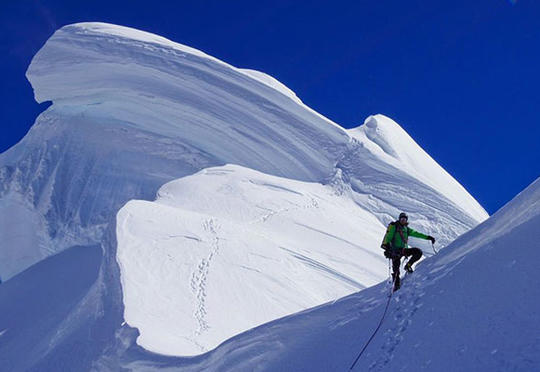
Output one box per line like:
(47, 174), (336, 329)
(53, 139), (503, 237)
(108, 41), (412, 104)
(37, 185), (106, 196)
(381, 212), (435, 291)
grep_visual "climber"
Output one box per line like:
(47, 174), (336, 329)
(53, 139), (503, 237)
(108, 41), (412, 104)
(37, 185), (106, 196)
(381, 212), (435, 291)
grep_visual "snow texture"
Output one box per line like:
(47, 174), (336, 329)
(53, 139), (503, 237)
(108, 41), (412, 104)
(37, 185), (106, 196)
(117, 164), (386, 355)
(121, 176), (540, 372)
(0, 22), (493, 369)
(1, 21), (486, 280)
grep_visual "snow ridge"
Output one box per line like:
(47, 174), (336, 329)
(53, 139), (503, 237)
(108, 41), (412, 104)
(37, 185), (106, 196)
(136, 176), (539, 371)
(116, 162), (482, 356)
(0, 22), (491, 367)
(1, 21), (486, 282)
(348, 115), (487, 223)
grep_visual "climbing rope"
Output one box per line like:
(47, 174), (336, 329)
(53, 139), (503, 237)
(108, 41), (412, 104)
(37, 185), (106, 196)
(349, 254), (414, 370)
(349, 258), (396, 370)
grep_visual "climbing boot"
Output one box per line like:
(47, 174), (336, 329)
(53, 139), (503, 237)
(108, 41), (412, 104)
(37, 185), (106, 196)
(404, 262), (414, 273)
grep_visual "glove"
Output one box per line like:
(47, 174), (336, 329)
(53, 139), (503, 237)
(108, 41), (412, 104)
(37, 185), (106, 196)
(383, 249), (393, 259)
(427, 236), (436, 244)
(381, 243), (390, 250)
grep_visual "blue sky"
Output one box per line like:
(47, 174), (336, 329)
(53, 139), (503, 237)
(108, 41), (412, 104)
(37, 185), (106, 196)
(1, 0), (538, 214)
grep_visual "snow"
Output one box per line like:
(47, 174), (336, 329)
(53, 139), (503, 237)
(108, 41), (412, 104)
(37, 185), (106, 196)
(0, 193), (49, 280)
(117, 164), (386, 355)
(1, 21), (486, 281)
(0, 21), (494, 368)
(239, 69), (303, 104)
(115, 156), (485, 356)
(130, 177), (539, 371)
(0, 244), (103, 371)
(348, 115), (487, 223)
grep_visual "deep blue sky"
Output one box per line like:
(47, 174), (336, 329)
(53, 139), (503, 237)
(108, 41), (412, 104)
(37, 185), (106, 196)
(1, 0), (538, 214)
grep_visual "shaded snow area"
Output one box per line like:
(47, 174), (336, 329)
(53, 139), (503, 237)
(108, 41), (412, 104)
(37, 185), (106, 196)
(0, 193), (49, 280)
(125, 177), (539, 372)
(0, 22), (492, 370)
(0, 245), (103, 371)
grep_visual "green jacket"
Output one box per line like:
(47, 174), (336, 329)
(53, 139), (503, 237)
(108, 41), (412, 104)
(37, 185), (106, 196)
(383, 222), (429, 250)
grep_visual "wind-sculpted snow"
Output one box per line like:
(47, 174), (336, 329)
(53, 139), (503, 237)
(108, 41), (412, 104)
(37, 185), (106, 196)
(2, 22), (349, 280)
(348, 115), (487, 223)
(26, 23), (347, 181)
(0, 22), (490, 367)
(1, 22), (486, 281)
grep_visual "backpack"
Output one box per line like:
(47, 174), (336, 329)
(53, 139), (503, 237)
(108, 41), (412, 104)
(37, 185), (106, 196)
(385, 221), (408, 248)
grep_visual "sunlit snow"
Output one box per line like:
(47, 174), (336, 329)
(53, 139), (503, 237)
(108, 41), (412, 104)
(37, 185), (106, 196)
(0, 22), (503, 370)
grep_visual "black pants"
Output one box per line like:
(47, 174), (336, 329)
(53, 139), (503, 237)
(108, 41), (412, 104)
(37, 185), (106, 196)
(392, 247), (422, 284)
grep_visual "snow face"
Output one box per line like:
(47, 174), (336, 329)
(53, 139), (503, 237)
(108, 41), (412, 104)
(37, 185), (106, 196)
(117, 164), (386, 355)
(116, 155), (483, 356)
(0, 22), (491, 366)
(25, 22), (347, 182)
(348, 115), (487, 222)
(126, 177), (539, 371)
(1, 22), (486, 281)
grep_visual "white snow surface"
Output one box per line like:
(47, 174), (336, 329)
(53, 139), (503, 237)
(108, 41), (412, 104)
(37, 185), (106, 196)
(349, 115), (487, 222)
(117, 164), (386, 355)
(239, 69), (303, 104)
(0, 22), (490, 361)
(141, 176), (540, 372)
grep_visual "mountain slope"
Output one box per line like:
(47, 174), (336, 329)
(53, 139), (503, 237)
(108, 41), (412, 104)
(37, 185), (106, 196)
(348, 114), (487, 222)
(117, 164), (386, 355)
(0, 22), (347, 281)
(138, 176), (537, 371)
(0, 22), (486, 281)
(0, 22), (491, 369)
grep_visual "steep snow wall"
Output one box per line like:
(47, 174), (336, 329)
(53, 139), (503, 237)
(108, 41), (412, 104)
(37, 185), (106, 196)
(1, 22), (347, 280)
(26, 23), (347, 180)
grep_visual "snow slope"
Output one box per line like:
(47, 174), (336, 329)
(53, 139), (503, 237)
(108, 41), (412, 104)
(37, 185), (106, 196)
(0, 22), (486, 281)
(121, 176), (539, 372)
(349, 115), (487, 222)
(117, 164), (386, 355)
(0, 245), (103, 371)
(115, 154), (485, 356)
(0, 22), (490, 368)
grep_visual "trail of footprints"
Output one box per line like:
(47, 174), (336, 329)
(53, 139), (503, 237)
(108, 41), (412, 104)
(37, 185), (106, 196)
(188, 195), (319, 339)
(190, 218), (220, 337)
(253, 196), (320, 224)
(369, 273), (427, 370)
